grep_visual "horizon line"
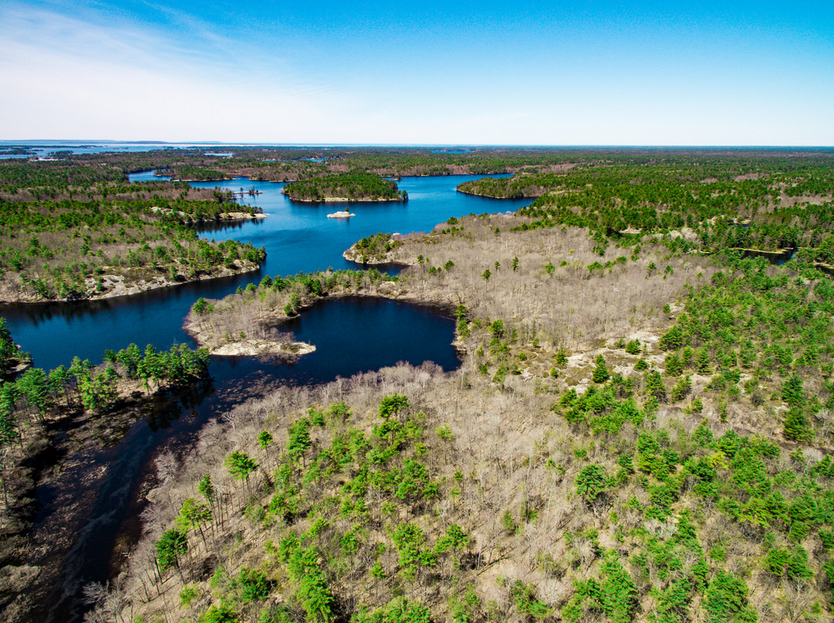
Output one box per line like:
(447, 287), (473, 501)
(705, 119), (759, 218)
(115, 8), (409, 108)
(2, 140), (834, 150)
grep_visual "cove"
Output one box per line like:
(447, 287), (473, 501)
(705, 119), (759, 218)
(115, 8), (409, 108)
(31, 296), (459, 623)
(3, 174), (529, 371)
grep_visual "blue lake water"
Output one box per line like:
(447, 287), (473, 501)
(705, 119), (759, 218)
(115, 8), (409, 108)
(189, 174), (525, 277)
(2, 174), (529, 372)
(3, 171), (530, 622)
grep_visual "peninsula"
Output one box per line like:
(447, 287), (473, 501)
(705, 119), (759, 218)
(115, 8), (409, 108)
(0, 158), (266, 303)
(111, 149), (834, 623)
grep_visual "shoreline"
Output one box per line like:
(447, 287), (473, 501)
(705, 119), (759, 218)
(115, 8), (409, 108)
(181, 283), (460, 365)
(341, 246), (405, 265)
(183, 307), (316, 361)
(455, 187), (542, 200)
(149, 206), (266, 222)
(284, 195), (404, 203)
(0, 262), (262, 306)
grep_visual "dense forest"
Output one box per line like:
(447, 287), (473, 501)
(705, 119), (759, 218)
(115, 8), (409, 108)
(283, 173), (407, 203)
(460, 154), (834, 259)
(457, 172), (573, 199)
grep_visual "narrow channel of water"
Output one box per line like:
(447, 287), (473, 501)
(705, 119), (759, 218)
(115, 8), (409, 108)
(4, 173), (527, 622)
(34, 296), (459, 623)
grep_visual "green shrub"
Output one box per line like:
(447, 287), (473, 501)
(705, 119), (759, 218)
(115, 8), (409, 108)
(199, 605), (237, 623)
(575, 464), (608, 502)
(671, 376), (692, 401)
(645, 370), (667, 401)
(763, 548), (789, 575)
(180, 585), (199, 607)
(782, 375), (805, 408)
(237, 567), (271, 602)
(703, 571), (756, 623)
(784, 408), (813, 442)
(592, 355), (610, 383)
(786, 546), (813, 581)
(353, 597), (430, 623)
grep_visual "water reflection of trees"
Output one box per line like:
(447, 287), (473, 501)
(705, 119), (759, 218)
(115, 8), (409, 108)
(194, 218), (264, 234)
(0, 270), (262, 327)
(144, 377), (215, 432)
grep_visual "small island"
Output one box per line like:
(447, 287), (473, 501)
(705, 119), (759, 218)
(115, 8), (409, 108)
(282, 171), (408, 203)
(327, 210), (355, 219)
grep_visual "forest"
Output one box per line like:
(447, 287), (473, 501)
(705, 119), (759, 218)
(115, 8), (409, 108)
(282, 173), (407, 203)
(83, 148), (834, 623)
(457, 172), (572, 199)
(0, 158), (265, 302)
(2, 147), (834, 623)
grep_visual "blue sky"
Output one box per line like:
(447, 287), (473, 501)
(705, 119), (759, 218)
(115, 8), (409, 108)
(1, 0), (832, 145)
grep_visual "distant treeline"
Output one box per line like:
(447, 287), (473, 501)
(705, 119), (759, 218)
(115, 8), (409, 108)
(453, 156), (834, 258)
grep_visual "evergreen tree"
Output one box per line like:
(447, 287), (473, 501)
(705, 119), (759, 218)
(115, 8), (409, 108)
(592, 355), (610, 383)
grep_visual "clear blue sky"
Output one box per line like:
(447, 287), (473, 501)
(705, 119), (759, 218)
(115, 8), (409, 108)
(1, 0), (832, 145)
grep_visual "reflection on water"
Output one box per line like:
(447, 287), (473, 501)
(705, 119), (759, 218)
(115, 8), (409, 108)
(9, 168), (517, 623)
(4, 173), (526, 371)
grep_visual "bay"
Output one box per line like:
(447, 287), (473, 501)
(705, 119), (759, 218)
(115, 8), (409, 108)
(2, 175), (529, 371)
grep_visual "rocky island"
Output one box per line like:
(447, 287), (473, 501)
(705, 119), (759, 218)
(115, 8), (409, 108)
(343, 232), (402, 264)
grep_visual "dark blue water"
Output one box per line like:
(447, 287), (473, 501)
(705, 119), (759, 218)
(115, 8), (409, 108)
(40, 295), (458, 623)
(283, 296), (458, 381)
(16, 174), (517, 622)
(2, 174), (527, 372)
(196, 296), (460, 390)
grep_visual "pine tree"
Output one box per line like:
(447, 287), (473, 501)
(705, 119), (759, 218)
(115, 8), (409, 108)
(592, 355), (610, 383)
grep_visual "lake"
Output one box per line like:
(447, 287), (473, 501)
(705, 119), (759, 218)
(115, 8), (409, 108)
(1, 174), (529, 371)
(2, 172), (530, 622)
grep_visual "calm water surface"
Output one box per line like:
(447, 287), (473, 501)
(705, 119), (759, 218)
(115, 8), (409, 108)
(2, 174), (527, 370)
(5, 173), (529, 622)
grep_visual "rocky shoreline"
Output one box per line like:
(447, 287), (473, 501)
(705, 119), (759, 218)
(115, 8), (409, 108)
(209, 339), (316, 358)
(149, 206), (266, 223)
(286, 196), (403, 203)
(342, 244), (406, 265)
(183, 312), (316, 361)
(0, 261), (262, 305)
